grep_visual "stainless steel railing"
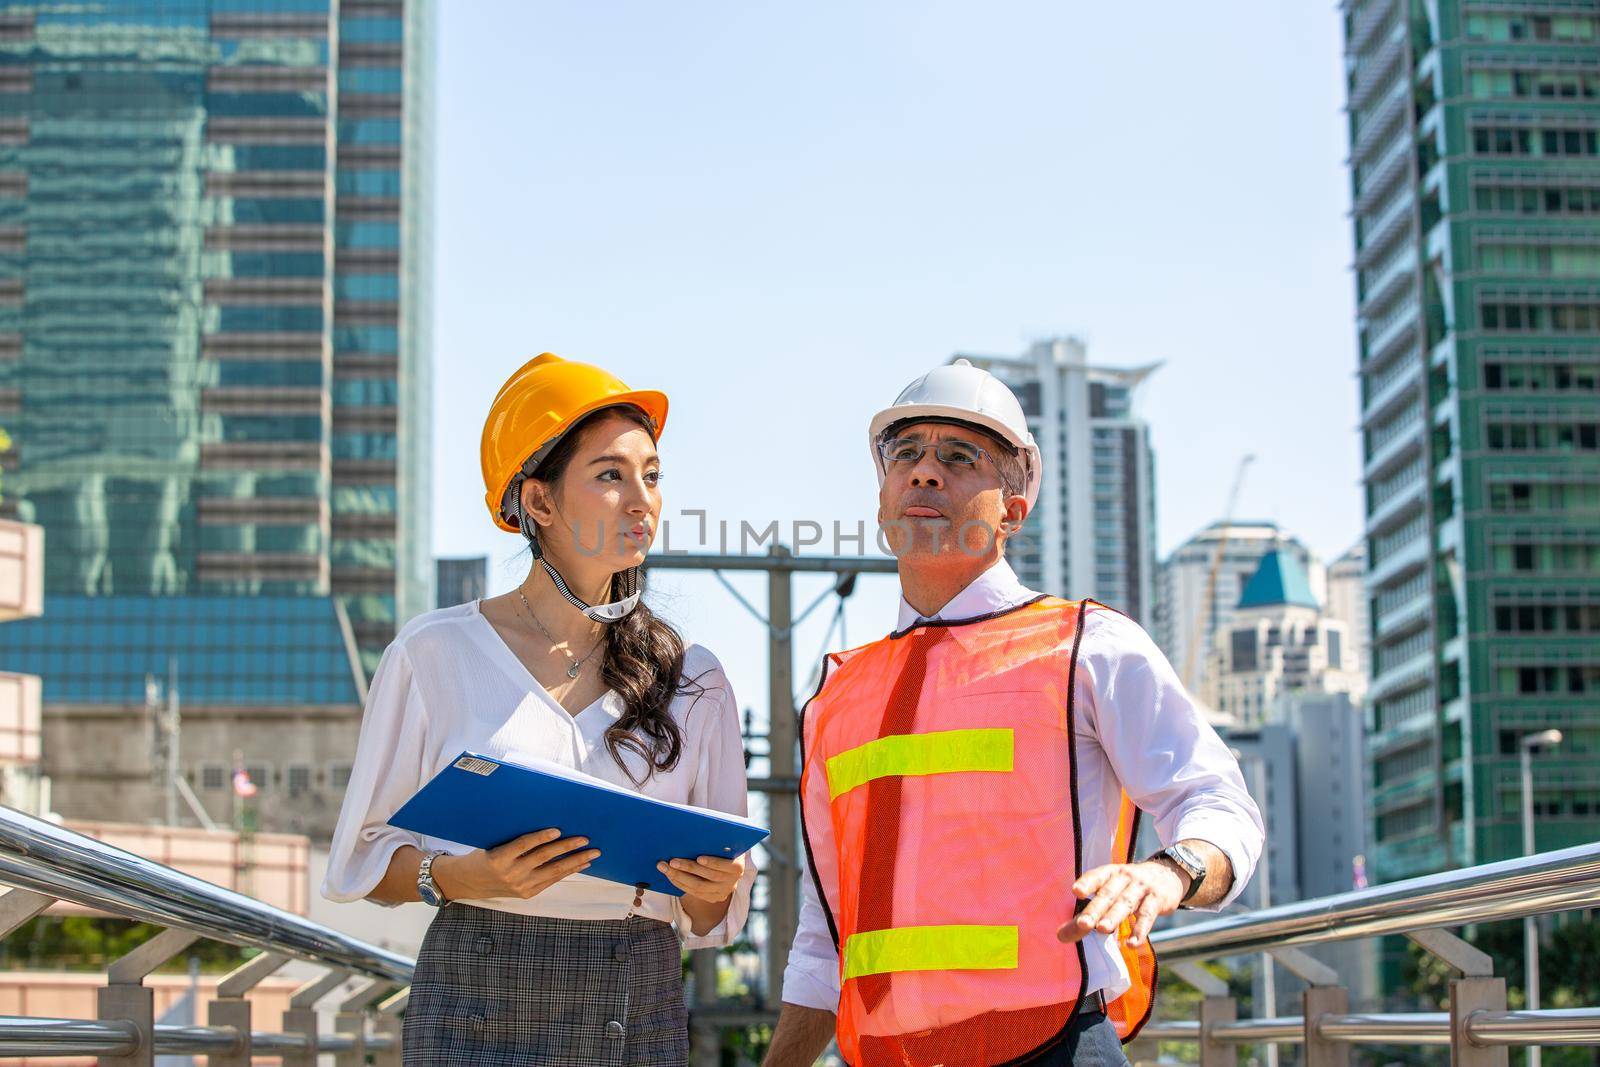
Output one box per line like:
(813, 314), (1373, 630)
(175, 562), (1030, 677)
(1153, 841), (1600, 961)
(2, 797), (1598, 1063)
(1139, 841), (1600, 1065)
(0, 804), (413, 1063)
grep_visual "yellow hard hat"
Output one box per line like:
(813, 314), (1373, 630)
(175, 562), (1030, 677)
(480, 353), (669, 533)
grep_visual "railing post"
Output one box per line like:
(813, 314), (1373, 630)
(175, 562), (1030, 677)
(334, 1010), (367, 1067)
(207, 951), (289, 1067)
(334, 977), (393, 1067)
(1173, 961), (1236, 1067)
(281, 967), (349, 1067)
(1200, 995), (1238, 1067)
(97, 927), (201, 1067)
(1302, 985), (1350, 1067)
(1406, 929), (1507, 1067)
(1451, 978), (1508, 1067)
(1270, 946), (1349, 1067)
(372, 987), (408, 1067)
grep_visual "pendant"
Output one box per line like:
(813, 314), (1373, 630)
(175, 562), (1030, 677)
(567, 662), (581, 679)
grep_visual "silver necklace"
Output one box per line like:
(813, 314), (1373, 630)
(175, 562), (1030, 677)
(516, 586), (604, 679)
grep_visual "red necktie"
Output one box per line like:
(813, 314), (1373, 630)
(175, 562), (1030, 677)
(855, 626), (942, 1012)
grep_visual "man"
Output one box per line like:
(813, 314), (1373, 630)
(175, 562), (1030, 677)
(763, 360), (1264, 1067)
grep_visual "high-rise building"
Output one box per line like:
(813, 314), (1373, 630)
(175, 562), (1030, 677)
(1154, 521), (1323, 698)
(1325, 542), (1371, 683)
(0, 0), (434, 838)
(1342, 0), (1600, 881)
(958, 339), (1159, 622)
(1226, 693), (1377, 1011)
(436, 555), (487, 609)
(1202, 550), (1364, 728)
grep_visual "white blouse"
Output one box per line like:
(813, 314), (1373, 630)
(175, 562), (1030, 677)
(320, 599), (757, 950)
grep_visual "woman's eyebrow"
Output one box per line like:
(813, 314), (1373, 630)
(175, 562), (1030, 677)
(587, 453), (660, 466)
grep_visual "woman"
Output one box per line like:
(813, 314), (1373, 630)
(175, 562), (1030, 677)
(322, 353), (757, 1066)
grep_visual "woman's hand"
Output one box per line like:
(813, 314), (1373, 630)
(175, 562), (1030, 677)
(656, 854), (745, 903)
(433, 828), (600, 902)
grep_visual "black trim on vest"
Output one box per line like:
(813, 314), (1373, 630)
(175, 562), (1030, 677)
(796, 652), (844, 954)
(1117, 804), (1160, 1044)
(886, 592), (1051, 640)
(805, 595), (1135, 1065)
(1076, 596), (1160, 1046)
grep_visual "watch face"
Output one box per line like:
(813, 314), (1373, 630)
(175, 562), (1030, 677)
(418, 880), (442, 906)
(1169, 845), (1205, 879)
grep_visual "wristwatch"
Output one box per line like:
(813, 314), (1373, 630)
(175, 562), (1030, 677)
(1149, 843), (1207, 905)
(417, 850), (451, 907)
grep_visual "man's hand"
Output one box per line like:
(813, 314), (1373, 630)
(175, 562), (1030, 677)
(1058, 839), (1235, 947)
(1057, 860), (1188, 949)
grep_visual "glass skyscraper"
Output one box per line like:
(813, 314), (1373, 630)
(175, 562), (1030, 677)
(0, 0), (432, 837)
(1342, 0), (1599, 883)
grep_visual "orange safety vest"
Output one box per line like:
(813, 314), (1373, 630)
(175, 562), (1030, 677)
(798, 596), (1158, 1067)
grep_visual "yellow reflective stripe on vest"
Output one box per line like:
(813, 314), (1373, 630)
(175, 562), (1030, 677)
(825, 728), (1014, 801)
(843, 924), (1019, 981)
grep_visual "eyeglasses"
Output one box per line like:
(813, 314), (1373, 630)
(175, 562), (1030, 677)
(877, 434), (1022, 498)
(877, 435), (995, 471)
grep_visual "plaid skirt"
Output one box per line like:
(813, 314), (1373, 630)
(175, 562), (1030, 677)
(402, 904), (689, 1066)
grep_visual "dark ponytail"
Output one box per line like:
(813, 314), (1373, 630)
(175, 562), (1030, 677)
(525, 406), (708, 782)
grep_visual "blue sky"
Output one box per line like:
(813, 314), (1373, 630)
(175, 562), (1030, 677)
(429, 2), (1360, 718)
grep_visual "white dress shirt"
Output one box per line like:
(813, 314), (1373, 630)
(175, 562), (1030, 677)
(781, 558), (1264, 1011)
(321, 600), (757, 950)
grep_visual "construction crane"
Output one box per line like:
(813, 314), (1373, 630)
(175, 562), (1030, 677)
(1180, 454), (1255, 694)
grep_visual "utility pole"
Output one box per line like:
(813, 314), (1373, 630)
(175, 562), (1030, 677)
(146, 660), (183, 828)
(146, 673), (162, 822)
(642, 545), (896, 1061)
(165, 657), (180, 829)
(765, 544), (797, 1000)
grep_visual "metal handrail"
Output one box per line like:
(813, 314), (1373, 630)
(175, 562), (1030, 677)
(1151, 841), (1600, 962)
(1469, 1009), (1600, 1047)
(0, 803), (413, 984)
(0, 1016), (397, 1057)
(1144, 1011), (1600, 1049)
(1318, 1012), (1450, 1045)
(2, 804), (1597, 1057)
(0, 1017), (138, 1057)
(1212, 1017), (1306, 1044)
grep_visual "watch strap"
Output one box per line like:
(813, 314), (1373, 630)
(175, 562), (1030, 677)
(418, 850), (449, 906)
(1151, 846), (1205, 903)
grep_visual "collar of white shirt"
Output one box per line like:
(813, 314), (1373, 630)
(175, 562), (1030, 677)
(894, 557), (1038, 631)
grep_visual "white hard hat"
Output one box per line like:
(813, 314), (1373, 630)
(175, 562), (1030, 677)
(869, 358), (1043, 515)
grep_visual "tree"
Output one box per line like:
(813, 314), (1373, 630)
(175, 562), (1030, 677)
(0, 916), (252, 973)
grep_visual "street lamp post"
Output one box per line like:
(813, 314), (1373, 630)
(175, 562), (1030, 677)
(1229, 745), (1276, 1067)
(1520, 727), (1563, 1067)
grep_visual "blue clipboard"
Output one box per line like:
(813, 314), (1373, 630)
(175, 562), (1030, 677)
(389, 751), (769, 897)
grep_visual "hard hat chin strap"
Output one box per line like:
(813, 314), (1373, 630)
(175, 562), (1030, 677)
(510, 478), (643, 625)
(538, 556), (642, 624)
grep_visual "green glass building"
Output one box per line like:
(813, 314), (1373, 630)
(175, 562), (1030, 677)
(1343, 0), (1600, 883)
(0, 0), (433, 837)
